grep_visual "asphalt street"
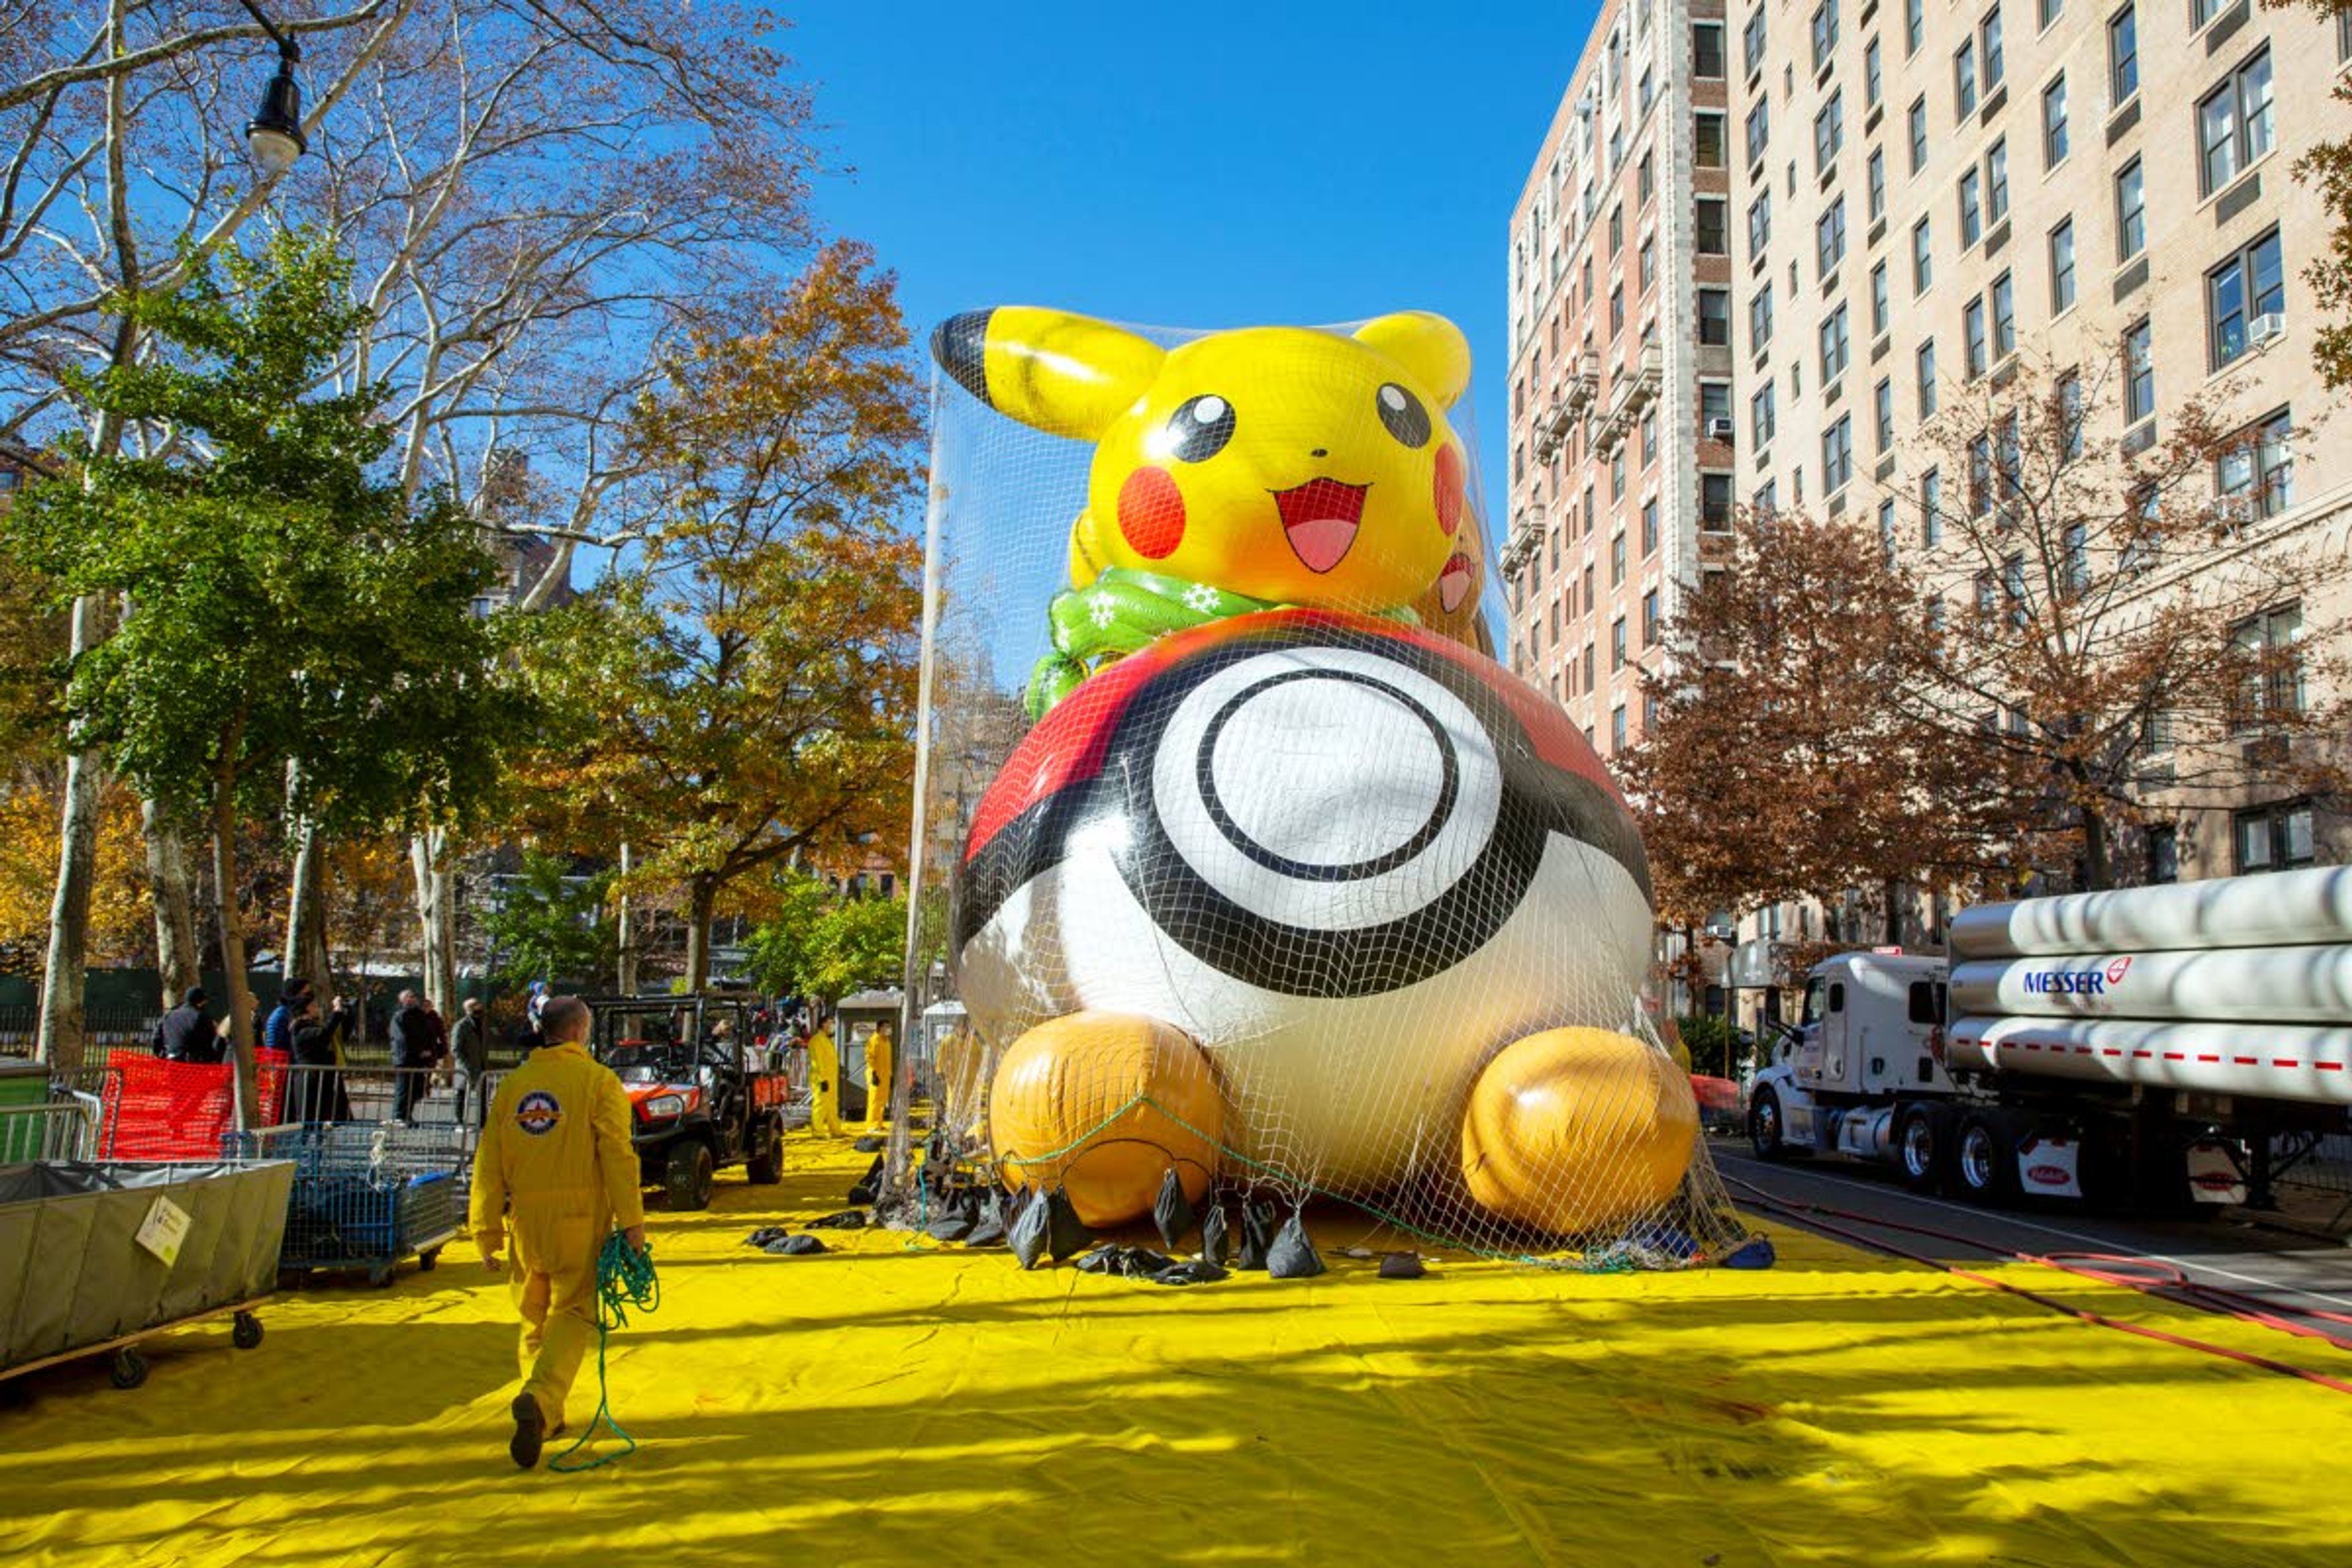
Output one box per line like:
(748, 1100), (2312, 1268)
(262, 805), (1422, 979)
(1711, 1137), (2352, 1338)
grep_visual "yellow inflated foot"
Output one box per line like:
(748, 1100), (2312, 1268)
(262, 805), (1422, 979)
(1460, 1027), (1698, 1235)
(989, 1011), (1223, 1227)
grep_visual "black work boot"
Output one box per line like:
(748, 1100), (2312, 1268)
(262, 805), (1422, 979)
(509, 1391), (546, 1470)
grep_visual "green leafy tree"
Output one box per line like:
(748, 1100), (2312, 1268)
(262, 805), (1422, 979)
(1, 229), (514, 1094)
(741, 872), (907, 1006)
(480, 851), (617, 990)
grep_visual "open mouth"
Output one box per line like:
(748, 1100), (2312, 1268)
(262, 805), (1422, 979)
(1271, 478), (1369, 574)
(1438, 551), (1474, 613)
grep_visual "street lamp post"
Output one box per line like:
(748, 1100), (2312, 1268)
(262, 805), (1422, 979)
(235, 1), (307, 174)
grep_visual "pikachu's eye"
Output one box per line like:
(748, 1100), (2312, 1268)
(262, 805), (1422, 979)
(1375, 382), (1430, 448)
(1166, 394), (1235, 462)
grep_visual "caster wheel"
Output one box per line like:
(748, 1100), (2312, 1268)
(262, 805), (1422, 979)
(232, 1312), (263, 1351)
(368, 1264), (393, 1289)
(110, 1348), (149, 1390)
(417, 1246), (442, 1273)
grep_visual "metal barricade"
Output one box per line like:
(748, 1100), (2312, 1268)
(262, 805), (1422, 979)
(237, 1121), (467, 1288)
(0, 1094), (101, 1161)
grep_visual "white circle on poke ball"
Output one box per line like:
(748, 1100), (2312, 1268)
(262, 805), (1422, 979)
(1148, 646), (1501, 933)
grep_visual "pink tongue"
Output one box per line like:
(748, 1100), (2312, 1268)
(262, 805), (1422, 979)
(1287, 516), (1359, 573)
(1439, 565), (1471, 612)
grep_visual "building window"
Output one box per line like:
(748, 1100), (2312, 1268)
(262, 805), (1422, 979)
(1958, 168), (1983, 247)
(1697, 198), (1729, 255)
(1640, 235), (1658, 293)
(1697, 111), (1729, 169)
(1746, 100), (1771, 165)
(1912, 217), (1934, 294)
(1695, 20), (1727, 77)
(1879, 498), (1899, 562)
(2064, 521), (2090, 593)
(1642, 587), (1661, 644)
(1642, 499), (1660, 556)
(1753, 479), (1779, 515)
(1823, 414), (1854, 492)
(2192, 0), (2226, 29)
(1752, 383), (1778, 445)
(1745, 7), (1768, 74)
(1820, 303), (1850, 382)
(2042, 75), (2068, 167)
(1750, 281), (1776, 350)
(1703, 472), (1736, 527)
(2124, 317), (2154, 426)
(1814, 92), (1844, 175)
(1812, 0), (1840, 71)
(1964, 296), (1989, 377)
(1612, 616), (1628, 669)
(1907, 96), (1929, 173)
(1611, 704), (1627, 753)
(2049, 219), (2076, 313)
(1702, 379), (1734, 434)
(2199, 50), (2275, 197)
(2001, 551), (2026, 626)
(1874, 377), (1895, 450)
(1916, 338), (1939, 416)
(2114, 159), (2144, 261)
(1638, 152), (1655, 204)
(2040, 0), (2064, 28)
(2109, 3), (2138, 102)
(2234, 799), (2316, 873)
(1748, 190), (1773, 255)
(1640, 407), (1659, 466)
(2217, 407), (2294, 519)
(1980, 6), (2004, 91)
(2146, 823), (2178, 884)
(1991, 271), (2016, 360)
(1986, 138), (2009, 227)
(1611, 450), (1627, 501)
(1920, 467), (1943, 545)
(1955, 37), (1978, 119)
(1865, 37), (1884, 108)
(2208, 228), (2285, 369)
(1817, 197), (1847, 277)
(1967, 432), (1994, 516)
(1611, 529), (1626, 582)
(1610, 284), (1626, 336)
(1867, 148), (1887, 224)
(1871, 261), (1890, 337)
(1699, 287), (1732, 346)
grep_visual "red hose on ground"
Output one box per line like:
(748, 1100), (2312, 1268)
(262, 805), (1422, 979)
(1725, 1176), (2352, 1398)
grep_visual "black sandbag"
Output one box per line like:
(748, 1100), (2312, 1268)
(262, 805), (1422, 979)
(925, 1213), (974, 1242)
(744, 1226), (790, 1248)
(1074, 1244), (1177, 1278)
(853, 1134), (886, 1153)
(1044, 1186), (1093, 1261)
(1152, 1169), (1197, 1254)
(1009, 1189), (1050, 1270)
(965, 1189), (1009, 1248)
(1200, 1204), (1230, 1268)
(1266, 1212), (1325, 1279)
(1235, 1200), (1276, 1271)
(845, 1155), (884, 1204)
(1151, 1258), (1228, 1287)
(763, 1234), (826, 1255)
(805, 1208), (869, 1230)
(1378, 1252), (1427, 1280)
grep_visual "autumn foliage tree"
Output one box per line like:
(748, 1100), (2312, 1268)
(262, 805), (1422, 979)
(511, 243), (925, 989)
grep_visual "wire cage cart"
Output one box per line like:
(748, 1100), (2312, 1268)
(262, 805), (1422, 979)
(238, 1120), (467, 1289)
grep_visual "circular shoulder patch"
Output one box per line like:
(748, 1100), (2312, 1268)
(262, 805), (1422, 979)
(514, 1090), (564, 1136)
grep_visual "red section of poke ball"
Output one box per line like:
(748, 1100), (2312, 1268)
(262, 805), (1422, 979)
(1433, 444), (1464, 537)
(1117, 467), (1186, 559)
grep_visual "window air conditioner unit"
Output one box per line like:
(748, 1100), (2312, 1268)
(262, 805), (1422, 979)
(1707, 417), (1736, 442)
(2249, 312), (2285, 345)
(2209, 492), (2255, 530)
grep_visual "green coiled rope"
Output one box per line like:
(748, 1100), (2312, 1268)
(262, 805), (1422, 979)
(548, 1231), (660, 1473)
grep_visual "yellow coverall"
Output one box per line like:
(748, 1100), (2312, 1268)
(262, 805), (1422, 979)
(864, 1025), (895, 1130)
(468, 1042), (646, 1428)
(806, 1027), (845, 1137)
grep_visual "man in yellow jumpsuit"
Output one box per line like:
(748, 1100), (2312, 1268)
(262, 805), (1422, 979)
(469, 995), (647, 1470)
(805, 1019), (844, 1137)
(864, 1021), (895, 1131)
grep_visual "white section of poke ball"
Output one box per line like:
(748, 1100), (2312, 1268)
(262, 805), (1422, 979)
(1147, 647), (1501, 934)
(1206, 675), (1445, 870)
(956, 830), (1656, 1189)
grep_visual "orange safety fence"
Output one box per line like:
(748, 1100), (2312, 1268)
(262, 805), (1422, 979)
(97, 1049), (290, 1158)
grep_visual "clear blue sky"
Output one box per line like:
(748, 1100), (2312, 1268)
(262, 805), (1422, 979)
(783, 0), (1594, 530)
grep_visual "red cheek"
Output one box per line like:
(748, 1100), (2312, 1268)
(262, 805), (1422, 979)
(1117, 466), (1186, 559)
(1433, 443), (1464, 537)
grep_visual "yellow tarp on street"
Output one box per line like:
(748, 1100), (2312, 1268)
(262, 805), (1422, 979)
(2, 1136), (2346, 1567)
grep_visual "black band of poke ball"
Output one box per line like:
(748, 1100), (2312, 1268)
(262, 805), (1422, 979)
(954, 623), (1652, 1000)
(1195, 666), (1461, 883)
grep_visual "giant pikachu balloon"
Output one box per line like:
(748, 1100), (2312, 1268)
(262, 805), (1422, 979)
(933, 308), (1480, 710)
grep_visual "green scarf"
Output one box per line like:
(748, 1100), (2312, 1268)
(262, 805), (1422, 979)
(1027, 567), (1420, 719)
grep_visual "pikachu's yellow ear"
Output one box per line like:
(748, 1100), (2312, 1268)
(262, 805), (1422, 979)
(1353, 312), (1472, 409)
(931, 307), (1164, 440)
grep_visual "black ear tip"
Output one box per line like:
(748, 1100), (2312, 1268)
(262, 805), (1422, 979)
(931, 309), (995, 404)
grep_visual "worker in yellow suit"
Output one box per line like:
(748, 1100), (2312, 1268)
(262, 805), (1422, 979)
(805, 1019), (845, 1137)
(469, 995), (647, 1471)
(864, 1020), (895, 1131)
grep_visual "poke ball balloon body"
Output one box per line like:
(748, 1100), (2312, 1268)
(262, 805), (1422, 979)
(956, 609), (1656, 1191)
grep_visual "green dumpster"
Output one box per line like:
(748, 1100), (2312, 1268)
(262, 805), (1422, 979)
(0, 1065), (48, 1163)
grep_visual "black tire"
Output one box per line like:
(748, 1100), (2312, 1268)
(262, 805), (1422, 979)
(1951, 1112), (2021, 1205)
(666, 1140), (715, 1211)
(232, 1312), (263, 1351)
(1895, 1104), (1950, 1192)
(110, 1348), (149, 1390)
(1749, 1087), (1788, 1160)
(745, 1117), (783, 1185)
(417, 1246), (442, 1273)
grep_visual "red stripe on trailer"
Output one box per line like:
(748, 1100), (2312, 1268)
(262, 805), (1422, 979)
(2198, 1054), (2222, 1063)
(2074, 1045), (2095, 1055)
(2320, 1062), (2345, 1072)
(2132, 1050), (2154, 1058)
(2274, 1058), (2302, 1069)
(2233, 1056), (2260, 1066)
(2163, 1052), (2187, 1060)
(2101, 1048), (2124, 1057)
